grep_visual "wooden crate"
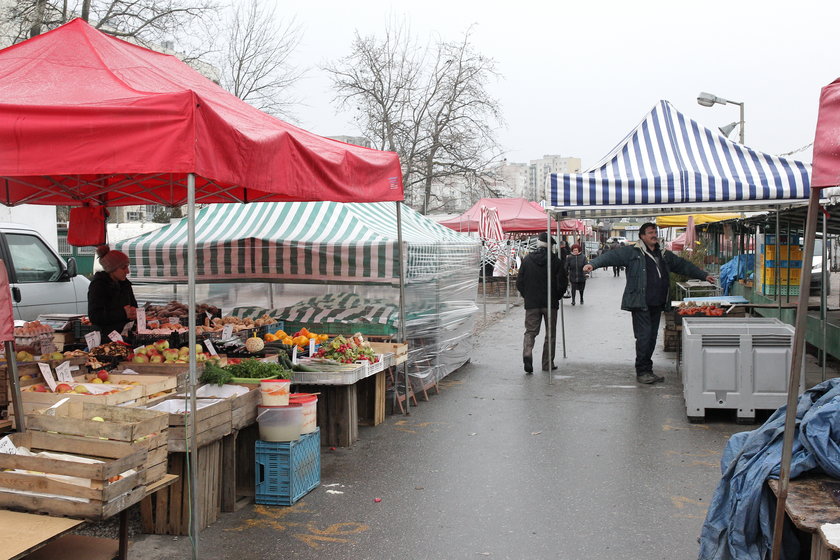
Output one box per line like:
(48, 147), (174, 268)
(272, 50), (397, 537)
(0, 431), (146, 521)
(14, 382), (145, 414)
(87, 372), (179, 400)
(357, 370), (386, 426)
(369, 341), (408, 365)
(23, 401), (169, 487)
(221, 424), (259, 512)
(142, 396), (232, 452)
(140, 440), (222, 535)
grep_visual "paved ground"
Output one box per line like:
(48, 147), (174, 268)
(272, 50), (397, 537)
(126, 271), (834, 559)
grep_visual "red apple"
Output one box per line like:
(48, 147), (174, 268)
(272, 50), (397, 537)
(55, 383), (73, 394)
(97, 370), (109, 382)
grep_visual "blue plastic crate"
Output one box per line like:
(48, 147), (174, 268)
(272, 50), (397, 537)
(255, 429), (320, 506)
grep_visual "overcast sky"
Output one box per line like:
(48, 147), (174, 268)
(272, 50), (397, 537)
(280, 0), (839, 169)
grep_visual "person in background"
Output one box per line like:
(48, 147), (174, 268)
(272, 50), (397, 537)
(565, 243), (588, 305)
(516, 232), (568, 374)
(88, 245), (138, 338)
(609, 241), (622, 276)
(583, 223), (714, 384)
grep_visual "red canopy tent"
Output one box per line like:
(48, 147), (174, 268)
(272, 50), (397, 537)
(439, 197), (559, 233)
(0, 19), (406, 547)
(0, 18), (403, 207)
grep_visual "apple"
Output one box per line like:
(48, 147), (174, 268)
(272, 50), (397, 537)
(91, 378), (103, 384)
(195, 344), (203, 355)
(134, 346), (148, 356)
(196, 352), (208, 363)
(50, 352), (64, 361)
(149, 354), (164, 363)
(55, 383), (73, 394)
(163, 348), (180, 361)
(33, 385), (47, 392)
(73, 385), (90, 394)
(179, 346), (190, 356)
(97, 370), (109, 382)
(154, 340), (170, 352)
(175, 359), (187, 363)
(91, 416), (105, 422)
(132, 354), (149, 363)
(19, 374), (33, 381)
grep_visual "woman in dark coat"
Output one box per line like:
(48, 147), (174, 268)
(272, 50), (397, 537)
(87, 245), (138, 338)
(565, 244), (589, 305)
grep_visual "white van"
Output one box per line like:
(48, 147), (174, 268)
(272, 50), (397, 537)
(0, 223), (90, 320)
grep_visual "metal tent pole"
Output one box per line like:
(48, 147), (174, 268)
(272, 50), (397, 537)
(505, 239), (510, 313)
(186, 173), (199, 558)
(822, 213), (828, 381)
(5, 342), (24, 432)
(546, 214), (553, 385)
(770, 187), (820, 560)
(395, 202), (409, 415)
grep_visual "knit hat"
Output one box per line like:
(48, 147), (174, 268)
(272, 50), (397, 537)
(96, 245), (129, 273)
(537, 232), (556, 246)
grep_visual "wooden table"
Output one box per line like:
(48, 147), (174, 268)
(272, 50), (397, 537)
(768, 475), (840, 560)
(3, 474), (178, 560)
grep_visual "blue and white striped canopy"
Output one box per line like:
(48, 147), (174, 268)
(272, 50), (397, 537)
(547, 100), (812, 217)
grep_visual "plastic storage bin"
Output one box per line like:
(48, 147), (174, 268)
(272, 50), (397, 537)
(257, 405), (303, 442)
(681, 317), (804, 423)
(255, 428), (320, 505)
(289, 393), (318, 433)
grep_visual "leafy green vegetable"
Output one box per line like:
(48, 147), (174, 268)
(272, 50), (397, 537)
(226, 358), (292, 380)
(200, 362), (233, 385)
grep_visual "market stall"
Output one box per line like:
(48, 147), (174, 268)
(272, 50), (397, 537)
(0, 18), (404, 555)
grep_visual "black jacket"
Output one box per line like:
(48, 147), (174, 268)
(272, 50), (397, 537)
(516, 247), (568, 309)
(87, 271), (137, 336)
(565, 253), (589, 283)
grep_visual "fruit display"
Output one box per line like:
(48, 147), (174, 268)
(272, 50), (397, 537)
(143, 301), (221, 322)
(200, 358), (292, 385)
(127, 341), (211, 364)
(13, 320), (55, 355)
(313, 333), (379, 364)
(194, 314), (278, 336)
(265, 327), (328, 350)
(22, 380), (138, 395)
(676, 303), (725, 316)
(89, 341), (133, 360)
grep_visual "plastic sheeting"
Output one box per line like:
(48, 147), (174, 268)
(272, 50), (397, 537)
(698, 378), (840, 560)
(718, 254), (755, 295)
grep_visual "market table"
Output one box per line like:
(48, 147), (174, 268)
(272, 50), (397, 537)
(292, 354), (393, 447)
(768, 474), (840, 559)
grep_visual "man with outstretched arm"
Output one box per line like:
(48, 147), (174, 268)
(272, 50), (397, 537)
(583, 223), (715, 384)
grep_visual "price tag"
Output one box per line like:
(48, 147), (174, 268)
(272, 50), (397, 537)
(204, 339), (218, 356)
(136, 308), (147, 332)
(168, 317), (180, 325)
(0, 436), (18, 455)
(38, 362), (57, 392)
(85, 330), (101, 350)
(108, 330), (124, 343)
(292, 345), (298, 365)
(121, 321), (134, 337)
(309, 338), (316, 356)
(55, 361), (73, 383)
(222, 324), (234, 340)
(205, 311), (213, 321)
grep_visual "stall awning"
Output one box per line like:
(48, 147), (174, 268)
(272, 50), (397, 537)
(655, 213), (746, 227)
(116, 202), (478, 284)
(547, 100), (811, 218)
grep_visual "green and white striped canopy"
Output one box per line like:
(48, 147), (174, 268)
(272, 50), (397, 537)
(116, 202), (479, 285)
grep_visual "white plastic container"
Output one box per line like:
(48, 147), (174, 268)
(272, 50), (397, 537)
(260, 379), (291, 406)
(257, 404), (303, 442)
(289, 393), (318, 434)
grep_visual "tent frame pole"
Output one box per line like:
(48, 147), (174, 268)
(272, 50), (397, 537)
(396, 202), (410, 415)
(546, 214), (553, 384)
(187, 173), (199, 558)
(5, 341), (24, 432)
(770, 186), (820, 560)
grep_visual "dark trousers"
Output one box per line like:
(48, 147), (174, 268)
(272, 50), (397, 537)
(570, 281), (586, 303)
(631, 306), (664, 375)
(523, 307), (558, 370)
(613, 266), (621, 277)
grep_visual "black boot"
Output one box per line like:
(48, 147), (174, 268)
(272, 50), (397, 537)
(523, 356), (533, 374)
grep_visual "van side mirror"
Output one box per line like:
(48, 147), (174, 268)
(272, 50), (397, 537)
(65, 257), (78, 278)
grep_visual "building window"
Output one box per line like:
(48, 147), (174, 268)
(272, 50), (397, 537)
(126, 211), (143, 221)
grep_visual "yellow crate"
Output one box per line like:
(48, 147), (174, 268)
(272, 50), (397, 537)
(761, 267), (801, 285)
(763, 245), (802, 260)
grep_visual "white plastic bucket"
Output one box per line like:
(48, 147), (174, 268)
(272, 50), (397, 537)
(289, 393), (318, 433)
(260, 379), (291, 406)
(256, 404), (303, 442)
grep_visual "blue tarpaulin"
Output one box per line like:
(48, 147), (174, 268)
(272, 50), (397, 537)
(718, 254), (755, 295)
(698, 378), (840, 560)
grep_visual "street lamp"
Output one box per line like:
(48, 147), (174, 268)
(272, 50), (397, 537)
(697, 91), (745, 144)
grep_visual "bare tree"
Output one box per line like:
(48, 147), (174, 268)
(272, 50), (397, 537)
(1, 0), (217, 46)
(215, 0), (302, 119)
(325, 24), (504, 214)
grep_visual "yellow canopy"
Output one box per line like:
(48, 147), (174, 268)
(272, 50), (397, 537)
(655, 214), (742, 227)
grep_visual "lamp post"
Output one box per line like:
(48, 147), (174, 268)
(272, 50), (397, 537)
(697, 91), (745, 144)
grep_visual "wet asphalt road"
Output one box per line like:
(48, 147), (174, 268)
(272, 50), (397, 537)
(131, 272), (759, 560)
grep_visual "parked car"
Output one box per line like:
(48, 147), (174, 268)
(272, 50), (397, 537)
(0, 223), (90, 320)
(606, 236), (629, 246)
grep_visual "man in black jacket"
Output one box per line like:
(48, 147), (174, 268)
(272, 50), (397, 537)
(516, 232), (569, 374)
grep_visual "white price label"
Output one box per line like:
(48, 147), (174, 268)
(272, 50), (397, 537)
(292, 345), (298, 365)
(84, 330), (101, 350)
(309, 338), (316, 355)
(205, 311), (213, 321)
(221, 325), (234, 340)
(136, 308), (147, 332)
(0, 436), (17, 455)
(168, 317), (180, 325)
(121, 321), (134, 336)
(55, 361), (73, 383)
(108, 330), (124, 342)
(38, 362), (57, 392)
(204, 339), (218, 356)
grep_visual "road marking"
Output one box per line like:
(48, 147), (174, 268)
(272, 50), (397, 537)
(663, 423), (709, 431)
(671, 496), (704, 510)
